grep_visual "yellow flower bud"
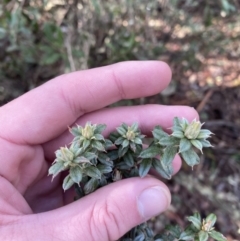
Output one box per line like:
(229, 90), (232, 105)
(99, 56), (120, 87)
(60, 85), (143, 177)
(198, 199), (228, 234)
(202, 219), (213, 232)
(61, 147), (74, 162)
(82, 123), (94, 139)
(126, 127), (136, 141)
(184, 120), (201, 139)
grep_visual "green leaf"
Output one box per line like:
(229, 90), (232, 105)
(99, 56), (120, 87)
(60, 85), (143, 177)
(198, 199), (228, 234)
(94, 134), (105, 141)
(74, 184), (84, 199)
(133, 232), (145, 241)
(198, 230), (209, 241)
(84, 152), (97, 160)
(73, 156), (91, 164)
(92, 141), (105, 151)
(145, 227), (154, 237)
(83, 178), (99, 194)
(122, 139), (130, 148)
(181, 149), (200, 167)
(123, 152), (134, 167)
(139, 146), (161, 158)
(198, 139), (212, 148)
(83, 139), (90, 150)
(153, 237), (164, 241)
(191, 139), (203, 152)
(116, 126), (126, 136)
(70, 166), (82, 183)
(115, 136), (125, 145)
(84, 166), (102, 179)
(118, 146), (128, 157)
(179, 118), (189, 131)
(130, 142), (136, 152)
(129, 167), (139, 177)
(105, 139), (114, 148)
(158, 136), (179, 146)
(116, 161), (130, 170)
(99, 176), (108, 187)
(205, 213), (217, 229)
(97, 164), (112, 174)
(193, 212), (202, 222)
(98, 152), (113, 166)
(106, 150), (119, 162)
(171, 130), (184, 138)
(73, 146), (84, 156)
(209, 230), (227, 241)
(134, 137), (143, 145)
(187, 216), (201, 230)
(95, 124), (106, 134)
(62, 175), (74, 191)
(179, 226), (196, 240)
(152, 126), (168, 141)
(172, 117), (183, 131)
(69, 127), (80, 136)
(166, 225), (181, 238)
(197, 129), (213, 139)
(139, 159), (152, 177)
(48, 162), (65, 178)
(109, 131), (120, 142)
(121, 123), (128, 131)
(131, 122), (139, 132)
(179, 138), (192, 153)
(161, 146), (178, 166)
(152, 158), (172, 179)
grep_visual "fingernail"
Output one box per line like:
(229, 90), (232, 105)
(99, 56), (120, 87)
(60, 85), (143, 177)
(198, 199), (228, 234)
(137, 186), (170, 220)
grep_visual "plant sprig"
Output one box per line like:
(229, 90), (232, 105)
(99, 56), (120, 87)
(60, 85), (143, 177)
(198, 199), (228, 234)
(48, 117), (226, 241)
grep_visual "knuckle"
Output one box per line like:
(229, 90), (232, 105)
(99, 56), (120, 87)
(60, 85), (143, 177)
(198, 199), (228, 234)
(110, 67), (126, 99)
(89, 199), (124, 241)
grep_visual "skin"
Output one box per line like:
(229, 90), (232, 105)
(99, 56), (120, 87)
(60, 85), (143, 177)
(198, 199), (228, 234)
(0, 61), (198, 241)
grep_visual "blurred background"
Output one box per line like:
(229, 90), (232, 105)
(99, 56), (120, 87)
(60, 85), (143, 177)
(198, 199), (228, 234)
(0, 0), (239, 239)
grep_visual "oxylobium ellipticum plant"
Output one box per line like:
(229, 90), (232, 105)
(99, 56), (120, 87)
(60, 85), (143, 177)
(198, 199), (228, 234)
(48, 117), (227, 241)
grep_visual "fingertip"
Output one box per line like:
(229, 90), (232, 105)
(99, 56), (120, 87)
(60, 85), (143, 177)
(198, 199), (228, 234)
(185, 106), (199, 121)
(158, 61), (172, 84)
(147, 61), (172, 93)
(112, 61), (173, 97)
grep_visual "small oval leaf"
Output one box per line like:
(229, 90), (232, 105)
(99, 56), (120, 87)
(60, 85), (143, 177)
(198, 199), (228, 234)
(181, 149), (200, 167)
(198, 230), (209, 241)
(179, 138), (192, 153)
(62, 175), (74, 191)
(83, 178), (99, 194)
(139, 159), (152, 178)
(84, 166), (102, 179)
(161, 146), (178, 166)
(139, 146), (161, 158)
(187, 216), (201, 230)
(70, 166), (82, 183)
(209, 230), (227, 241)
(48, 162), (65, 178)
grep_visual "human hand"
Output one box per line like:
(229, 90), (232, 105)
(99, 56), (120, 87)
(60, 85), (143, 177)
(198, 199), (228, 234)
(0, 61), (198, 241)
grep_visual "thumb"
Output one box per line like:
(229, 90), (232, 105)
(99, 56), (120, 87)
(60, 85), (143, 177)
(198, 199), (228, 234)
(27, 176), (171, 241)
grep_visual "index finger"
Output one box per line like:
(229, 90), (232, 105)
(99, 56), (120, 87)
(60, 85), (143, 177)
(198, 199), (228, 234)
(0, 61), (171, 144)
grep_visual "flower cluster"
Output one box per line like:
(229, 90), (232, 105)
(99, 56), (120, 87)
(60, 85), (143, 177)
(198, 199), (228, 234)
(48, 117), (226, 241)
(49, 122), (113, 193)
(150, 213), (227, 241)
(145, 117), (214, 179)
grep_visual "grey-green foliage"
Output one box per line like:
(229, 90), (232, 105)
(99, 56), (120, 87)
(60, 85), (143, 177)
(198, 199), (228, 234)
(121, 213), (226, 241)
(1, 0), (239, 83)
(48, 117), (226, 241)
